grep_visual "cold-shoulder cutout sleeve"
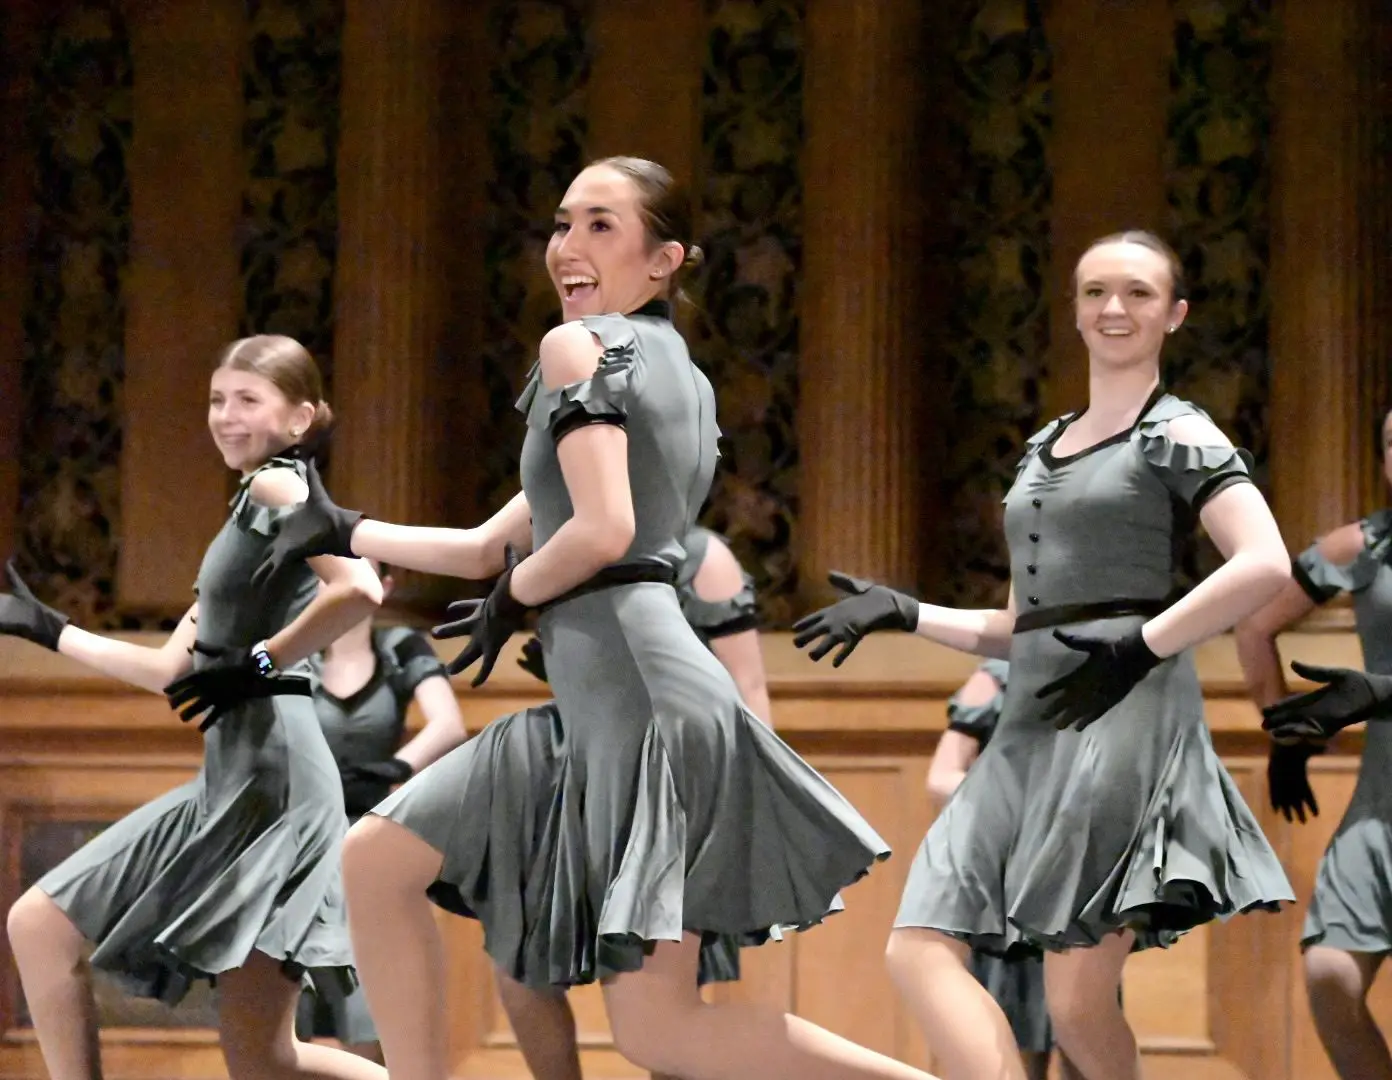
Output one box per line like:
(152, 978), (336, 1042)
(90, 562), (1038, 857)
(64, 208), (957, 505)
(514, 314), (643, 442)
(682, 569), (759, 639)
(1293, 510), (1392, 602)
(1134, 397), (1253, 512)
(229, 456), (308, 538)
(946, 660), (1009, 742)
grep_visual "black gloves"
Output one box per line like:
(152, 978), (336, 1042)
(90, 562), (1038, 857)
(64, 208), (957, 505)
(431, 546), (527, 687)
(0, 559), (69, 650)
(791, 572), (920, 667)
(340, 758), (414, 785)
(517, 635), (548, 683)
(1267, 742), (1320, 823)
(1261, 662), (1392, 745)
(164, 643), (311, 732)
(1034, 627), (1163, 731)
(250, 461), (364, 587)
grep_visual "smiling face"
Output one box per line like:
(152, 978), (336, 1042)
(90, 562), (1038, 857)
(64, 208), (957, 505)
(545, 163), (681, 321)
(1074, 240), (1187, 371)
(207, 367), (312, 474)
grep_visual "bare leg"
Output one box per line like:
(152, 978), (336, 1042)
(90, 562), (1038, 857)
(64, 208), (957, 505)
(1055, 1049), (1087, 1080)
(602, 932), (940, 1080)
(1304, 945), (1392, 1079)
(885, 928), (1027, 1080)
(494, 970), (584, 1080)
(216, 950), (387, 1080)
(6, 888), (104, 1080)
(340, 815), (456, 1080)
(1042, 932), (1136, 1080)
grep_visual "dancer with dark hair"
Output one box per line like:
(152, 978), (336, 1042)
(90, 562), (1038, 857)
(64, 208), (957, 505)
(252, 157), (943, 1080)
(795, 231), (1294, 1080)
(5, 336), (388, 1080)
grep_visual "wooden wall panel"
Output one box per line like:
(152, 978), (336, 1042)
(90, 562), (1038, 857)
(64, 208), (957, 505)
(117, 0), (245, 614)
(0, 631), (1380, 1080)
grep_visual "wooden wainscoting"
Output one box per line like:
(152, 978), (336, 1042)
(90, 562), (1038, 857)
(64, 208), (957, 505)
(0, 629), (1374, 1079)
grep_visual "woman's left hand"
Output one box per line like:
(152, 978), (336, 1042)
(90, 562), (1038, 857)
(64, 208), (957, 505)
(1034, 626), (1163, 731)
(163, 643), (312, 732)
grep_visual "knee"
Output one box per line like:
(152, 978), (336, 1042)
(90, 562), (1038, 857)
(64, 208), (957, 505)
(884, 926), (964, 989)
(1045, 969), (1121, 1046)
(1305, 947), (1370, 1017)
(604, 991), (694, 1075)
(6, 887), (70, 959)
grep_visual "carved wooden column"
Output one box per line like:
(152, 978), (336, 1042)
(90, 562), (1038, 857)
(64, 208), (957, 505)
(1040, 0), (1170, 423)
(797, 0), (926, 604)
(1356, 0), (1392, 514)
(0, 0), (44, 562)
(331, 0), (445, 530)
(1268, 0), (1362, 546)
(119, 0), (244, 613)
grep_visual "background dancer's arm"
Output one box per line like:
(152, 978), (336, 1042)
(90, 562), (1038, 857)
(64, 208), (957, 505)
(1234, 521), (1363, 707)
(696, 537), (772, 723)
(394, 673), (468, 771)
(1138, 414), (1291, 659)
(350, 492), (533, 581)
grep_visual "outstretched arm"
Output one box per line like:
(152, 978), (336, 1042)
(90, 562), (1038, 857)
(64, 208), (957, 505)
(57, 604), (202, 694)
(1235, 522), (1362, 707)
(911, 587), (1017, 660)
(350, 492), (533, 582)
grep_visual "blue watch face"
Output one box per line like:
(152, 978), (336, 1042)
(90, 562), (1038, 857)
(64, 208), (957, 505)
(252, 649), (274, 677)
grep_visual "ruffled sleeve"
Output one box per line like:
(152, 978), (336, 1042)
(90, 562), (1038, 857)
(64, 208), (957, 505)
(1134, 396), (1254, 512)
(228, 456), (308, 538)
(1292, 510), (1392, 602)
(946, 659), (1009, 745)
(1004, 414), (1072, 502)
(379, 626), (448, 696)
(513, 314), (643, 440)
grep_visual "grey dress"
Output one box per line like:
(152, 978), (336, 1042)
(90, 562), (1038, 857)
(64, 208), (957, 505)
(296, 626), (446, 1042)
(373, 304), (889, 989)
(896, 392), (1293, 954)
(948, 660), (1053, 1052)
(1292, 509), (1392, 953)
(36, 457), (355, 1004)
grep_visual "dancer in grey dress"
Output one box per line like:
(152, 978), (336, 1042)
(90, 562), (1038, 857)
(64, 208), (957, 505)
(1236, 413), (1392, 1079)
(795, 231), (1294, 1080)
(4, 335), (386, 1080)
(297, 593), (465, 1055)
(252, 158), (942, 1080)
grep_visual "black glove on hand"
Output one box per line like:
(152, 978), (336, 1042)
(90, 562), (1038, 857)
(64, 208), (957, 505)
(250, 461), (364, 588)
(791, 572), (920, 667)
(340, 758), (414, 785)
(1261, 662), (1392, 745)
(164, 643), (311, 733)
(431, 545), (527, 687)
(1035, 626), (1163, 731)
(517, 635), (548, 683)
(1267, 742), (1321, 824)
(0, 559), (69, 650)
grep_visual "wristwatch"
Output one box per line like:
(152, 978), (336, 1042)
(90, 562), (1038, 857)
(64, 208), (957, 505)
(250, 640), (278, 678)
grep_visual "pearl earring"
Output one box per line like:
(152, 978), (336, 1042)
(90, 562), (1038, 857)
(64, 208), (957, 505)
(290, 429), (302, 438)
(1165, 326), (1176, 334)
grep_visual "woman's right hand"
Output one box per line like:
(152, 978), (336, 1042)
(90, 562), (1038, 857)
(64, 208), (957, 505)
(791, 572), (920, 667)
(0, 559), (69, 650)
(251, 461), (365, 587)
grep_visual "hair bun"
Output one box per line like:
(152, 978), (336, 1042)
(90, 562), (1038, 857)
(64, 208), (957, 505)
(683, 244), (704, 269)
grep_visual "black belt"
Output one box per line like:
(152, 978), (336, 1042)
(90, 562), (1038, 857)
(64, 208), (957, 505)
(538, 563), (678, 613)
(1013, 597), (1172, 634)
